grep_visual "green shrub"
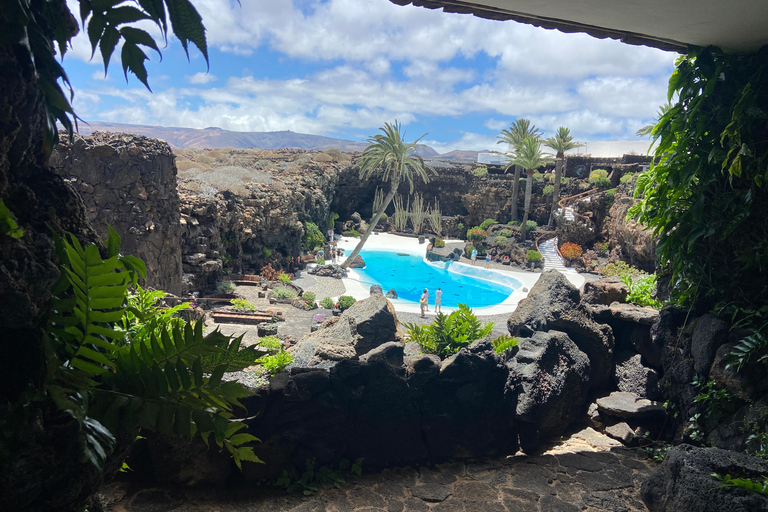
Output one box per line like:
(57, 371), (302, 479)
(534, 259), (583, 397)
(590, 169), (609, 179)
(543, 184), (554, 196)
(526, 220), (537, 232)
(622, 274), (663, 308)
(273, 287), (298, 299)
(561, 177), (570, 185)
(473, 166), (488, 177)
(230, 298), (256, 312)
(433, 237), (445, 248)
(465, 244), (476, 258)
(499, 229), (512, 238)
(303, 292), (316, 307)
(526, 250), (543, 262)
(620, 173), (636, 183)
(466, 227), (487, 242)
(316, 257), (326, 265)
(258, 351), (293, 376)
(302, 221), (325, 251)
(479, 218), (497, 231)
(379, 213), (388, 221)
(338, 295), (356, 310)
(278, 273), (292, 284)
(218, 281), (236, 294)
(494, 236), (508, 247)
(594, 241), (610, 256)
(257, 336), (283, 353)
(601, 261), (645, 277)
(328, 211), (339, 229)
(532, 172), (544, 181)
(262, 246), (272, 259)
(320, 297), (335, 309)
(404, 304), (493, 357)
(508, 220), (520, 227)
(605, 188), (617, 205)
(590, 176), (612, 189)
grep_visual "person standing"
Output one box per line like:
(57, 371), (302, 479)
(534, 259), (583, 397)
(420, 288), (429, 318)
(435, 287), (443, 313)
(485, 253), (491, 268)
(471, 247), (478, 265)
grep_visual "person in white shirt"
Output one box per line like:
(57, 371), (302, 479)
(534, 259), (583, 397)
(435, 287), (443, 313)
(420, 288), (428, 318)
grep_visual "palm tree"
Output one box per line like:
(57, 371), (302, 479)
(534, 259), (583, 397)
(636, 103), (674, 137)
(497, 119), (543, 222)
(341, 121), (433, 269)
(512, 136), (553, 241)
(544, 127), (582, 227)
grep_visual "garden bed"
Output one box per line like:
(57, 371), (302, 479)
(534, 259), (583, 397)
(212, 311), (274, 325)
(222, 274), (262, 285)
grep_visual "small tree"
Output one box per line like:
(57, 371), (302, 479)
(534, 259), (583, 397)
(544, 127), (582, 227)
(512, 137), (553, 241)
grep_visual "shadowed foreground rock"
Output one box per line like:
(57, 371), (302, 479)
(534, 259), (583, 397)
(641, 444), (768, 512)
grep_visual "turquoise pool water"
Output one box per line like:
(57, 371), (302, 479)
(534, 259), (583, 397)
(352, 250), (520, 308)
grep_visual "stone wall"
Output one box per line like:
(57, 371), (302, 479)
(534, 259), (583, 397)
(50, 132), (183, 294)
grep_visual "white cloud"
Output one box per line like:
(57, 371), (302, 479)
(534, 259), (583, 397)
(185, 72), (218, 84)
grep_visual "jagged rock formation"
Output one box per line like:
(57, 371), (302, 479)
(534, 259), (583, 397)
(603, 176), (657, 271)
(50, 132), (183, 294)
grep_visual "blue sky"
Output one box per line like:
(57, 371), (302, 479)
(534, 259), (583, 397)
(62, 0), (677, 153)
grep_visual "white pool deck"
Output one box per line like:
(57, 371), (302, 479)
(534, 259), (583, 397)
(328, 233), (585, 316)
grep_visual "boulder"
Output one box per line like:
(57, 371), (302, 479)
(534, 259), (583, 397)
(596, 391), (665, 420)
(582, 276), (628, 305)
(709, 342), (768, 400)
(641, 444), (768, 512)
(307, 264), (348, 279)
(506, 331), (591, 440)
(385, 288), (398, 299)
(614, 351), (661, 400)
(604, 422), (635, 445)
(691, 314), (729, 376)
(369, 284), (383, 296)
(289, 295), (400, 367)
(507, 270), (614, 389)
(348, 255), (366, 268)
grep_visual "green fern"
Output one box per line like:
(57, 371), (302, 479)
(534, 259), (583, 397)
(727, 329), (768, 371)
(46, 227), (263, 471)
(492, 335), (519, 354)
(404, 304), (493, 357)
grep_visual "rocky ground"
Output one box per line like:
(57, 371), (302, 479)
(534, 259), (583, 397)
(98, 428), (657, 512)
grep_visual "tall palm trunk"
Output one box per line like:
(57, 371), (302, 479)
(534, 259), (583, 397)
(548, 153), (564, 227)
(520, 168), (534, 241)
(510, 165), (521, 222)
(341, 174), (399, 269)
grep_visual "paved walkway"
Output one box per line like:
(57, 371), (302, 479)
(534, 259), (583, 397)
(539, 237), (578, 275)
(99, 428), (656, 512)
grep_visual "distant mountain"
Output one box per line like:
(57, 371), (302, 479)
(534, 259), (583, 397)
(78, 121), (478, 162)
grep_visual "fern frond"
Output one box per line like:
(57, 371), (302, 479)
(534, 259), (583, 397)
(492, 335), (519, 354)
(727, 329), (768, 371)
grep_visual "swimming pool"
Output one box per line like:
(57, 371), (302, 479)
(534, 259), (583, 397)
(352, 250), (520, 308)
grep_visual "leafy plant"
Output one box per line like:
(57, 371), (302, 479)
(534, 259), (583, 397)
(350, 229), (360, 238)
(494, 236), (508, 247)
(410, 192), (427, 234)
(278, 272), (292, 284)
(218, 281), (237, 294)
(526, 250), (542, 263)
(727, 329), (768, 372)
(257, 351), (293, 376)
(316, 257), (326, 265)
(44, 228), (262, 472)
(622, 274), (663, 308)
(508, 220), (520, 227)
(590, 169), (609, 179)
(0, 199), (23, 239)
(692, 375), (734, 418)
(260, 264), (280, 281)
(499, 229), (512, 238)
(601, 261), (644, 277)
(466, 227), (487, 243)
(605, 188), (617, 205)
(272, 287), (298, 300)
(525, 220), (538, 232)
(302, 221), (325, 251)
(492, 334), (518, 354)
(404, 304), (493, 357)
(479, 218), (497, 231)
(230, 298), (256, 312)
(542, 184), (554, 196)
(433, 237), (446, 248)
(589, 176), (612, 189)
(628, 47), (768, 323)
(594, 241), (610, 257)
(320, 297), (335, 309)
(465, 244), (476, 258)
(328, 212), (339, 229)
(262, 247), (272, 259)
(712, 473), (768, 495)
(559, 242), (583, 261)
(472, 166), (488, 177)
(256, 336), (283, 354)
(338, 295), (356, 311)
(620, 173), (636, 183)
(303, 292), (316, 306)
